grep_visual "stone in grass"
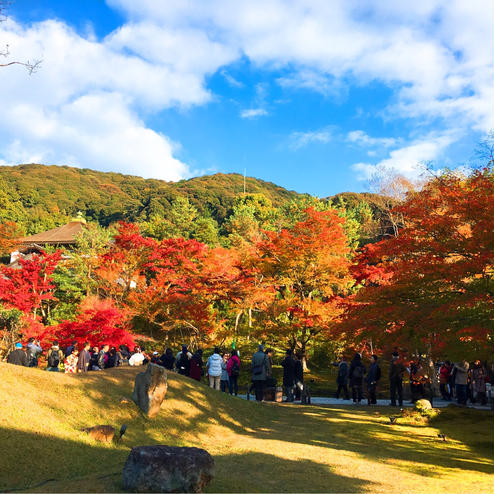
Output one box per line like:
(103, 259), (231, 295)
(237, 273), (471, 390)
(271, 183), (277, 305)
(132, 363), (168, 418)
(414, 399), (433, 411)
(122, 445), (214, 493)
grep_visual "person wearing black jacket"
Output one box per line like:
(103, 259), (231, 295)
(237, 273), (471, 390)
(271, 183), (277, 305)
(7, 343), (28, 366)
(335, 356), (350, 400)
(389, 352), (406, 406)
(281, 350), (296, 402)
(366, 355), (381, 405)
(65, 340), (77, 358)
(159, 348), (176, 370)
(349, 353), (366, 404)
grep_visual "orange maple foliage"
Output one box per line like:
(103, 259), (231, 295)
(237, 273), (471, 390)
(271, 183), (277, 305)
(343, 168), (494, 359)
(255, 208), (353, 355)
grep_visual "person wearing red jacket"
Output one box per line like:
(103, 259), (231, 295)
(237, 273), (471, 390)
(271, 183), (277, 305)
(189, 349), (204, 381)
(227, 350), (241, 396)
(439, 361), (452, 400)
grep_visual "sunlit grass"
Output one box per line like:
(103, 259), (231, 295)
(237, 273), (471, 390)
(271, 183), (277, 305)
(0, 363), (492, 493)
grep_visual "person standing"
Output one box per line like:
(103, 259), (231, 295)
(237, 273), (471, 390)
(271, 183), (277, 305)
(159, 348), (176, 370)
(206, 347), (223, 390)
(46, 341), (65, 372)
(64, 348), (79, 373)
(335, 356), (349, 399)
(471, 360), (488, 405)
(65, 340), (78, 358)
(453, 360), (470, 405)
(251, 344), (269, 401)
(220, 353), (230, 392)
(7, 342), (28, 366)
(129, 347), (146, 367)
(349, 353), (366, 404)
(294, 353), (304, 401)
(366, 355), (381, 405)
(89, 346), (100, 370)
(175, 345), (192, 376)
(409, 360), (425, 403)
(77, 342), (91, 373)
(281, 350), (296, 402)
(26, 338), (43, 367)
(98, 344), (109, 370)
(227, 350), (241, 396)
(189, 349), (204, 382)
(389, 352), (406, 406)
(265, 348), (274, 379)
(439, 361), (452, 400)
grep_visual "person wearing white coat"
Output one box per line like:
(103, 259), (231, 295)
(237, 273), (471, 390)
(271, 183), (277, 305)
(206, 347), (223, 390)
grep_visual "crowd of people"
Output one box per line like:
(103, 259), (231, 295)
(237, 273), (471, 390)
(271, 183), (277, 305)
(334, 352), (492, 407)
(5, 339), (492, 407)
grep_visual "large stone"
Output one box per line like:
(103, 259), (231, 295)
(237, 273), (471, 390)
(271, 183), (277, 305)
(415, 399), (433, 411)
(122, 446), (214, 493)
(132, 363), (168, 418)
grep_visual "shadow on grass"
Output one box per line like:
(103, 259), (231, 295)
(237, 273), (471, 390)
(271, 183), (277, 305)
(0, 428), (374, 494)
(0, 427), (126, 493)
(2, 365), (493, 493)
(120, 369), (494, 475)
(209, 451), (375, 493)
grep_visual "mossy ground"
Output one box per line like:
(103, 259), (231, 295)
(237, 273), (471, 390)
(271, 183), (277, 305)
(0, 363), (492, 493)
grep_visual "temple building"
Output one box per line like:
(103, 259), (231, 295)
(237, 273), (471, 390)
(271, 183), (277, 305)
(10, 215), (87, 265)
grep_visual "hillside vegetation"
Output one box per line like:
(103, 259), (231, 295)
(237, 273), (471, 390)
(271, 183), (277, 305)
(0, 164), (302, 233)
(1, 363), (492, 493)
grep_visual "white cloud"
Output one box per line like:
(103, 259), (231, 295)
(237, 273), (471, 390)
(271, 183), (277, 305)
(277, 70), (346, 99)
(1, 0), (492, 180)
(352, 132), (456, 180)
(109, 0), (493, 132)
(221, 69), (244, 88)
(347, 130), (397, 148)
(240, 108), (268, 119)
(289, 128), (332, 150)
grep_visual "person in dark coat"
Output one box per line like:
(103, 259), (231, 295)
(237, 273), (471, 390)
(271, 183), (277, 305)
(159, 348), (175, 370)
(176, 345), (191, 376)
(106, 347), (117, 368)
(77, 342), (91, 373)
(349, 353), (366, 404)
(119, 345), (131, 364)
(335, 356), (350, 399)
(389, 352), (406, 406)
(294, 353), (304, 401)
(366, 355), (381, 405)
(251, 344), (269, 401)
(189, 349), (204, 381)
(65, 340), (78, 358)
(7, 342), (28, 366)
(281, 349), (296, 402)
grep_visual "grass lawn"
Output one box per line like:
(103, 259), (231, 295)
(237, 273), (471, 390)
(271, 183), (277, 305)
(0, 362), (492, 493)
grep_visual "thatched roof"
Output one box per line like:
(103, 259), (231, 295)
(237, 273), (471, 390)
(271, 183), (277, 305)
(17, 221), (86, 246)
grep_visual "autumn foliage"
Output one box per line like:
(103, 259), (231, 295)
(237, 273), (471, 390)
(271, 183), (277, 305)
(0, 167), (492, 361)
(342, 168), (494, 359)
(255, 208), (353, 355)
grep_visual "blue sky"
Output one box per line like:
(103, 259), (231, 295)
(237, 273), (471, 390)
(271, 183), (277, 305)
(1, 1), (492, 196)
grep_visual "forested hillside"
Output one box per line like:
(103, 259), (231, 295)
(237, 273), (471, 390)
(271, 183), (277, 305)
(0, 164), (304, 233)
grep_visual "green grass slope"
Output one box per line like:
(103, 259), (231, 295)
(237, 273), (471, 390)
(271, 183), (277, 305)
(0, 363), (492, 493)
